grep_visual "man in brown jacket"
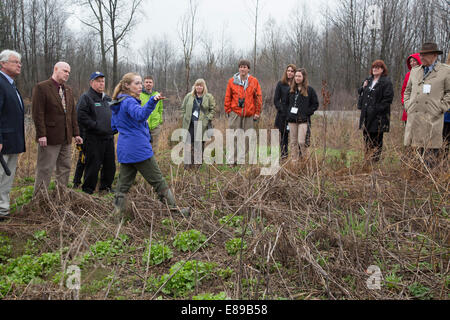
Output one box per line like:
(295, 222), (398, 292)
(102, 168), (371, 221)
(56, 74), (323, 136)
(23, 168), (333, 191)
(32, 62), (83, 194)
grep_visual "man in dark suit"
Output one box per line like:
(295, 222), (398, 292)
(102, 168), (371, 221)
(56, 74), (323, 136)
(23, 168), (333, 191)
(32, 62), (83, 195)
(0, 50), (25, 221)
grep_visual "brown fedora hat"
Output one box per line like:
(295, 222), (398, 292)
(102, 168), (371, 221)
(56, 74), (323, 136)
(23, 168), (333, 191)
(419, 42), (443, 55)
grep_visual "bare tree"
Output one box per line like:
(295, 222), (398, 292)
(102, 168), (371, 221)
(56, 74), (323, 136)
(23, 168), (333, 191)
(261, 17), (282, 82)
(244, 0), (264, 74)
(156, 37), (175, 93)
(139, 38), (158, 77)
(2, 0), (448, 110)
(78, 0), (142, 86)
(77, 0), (110, 78)
(178, 0), (199, 94)
(104, 0), (143, 85)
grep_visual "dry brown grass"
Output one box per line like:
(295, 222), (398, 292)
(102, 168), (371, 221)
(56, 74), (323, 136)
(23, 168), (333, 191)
(1, 108), (449, 300)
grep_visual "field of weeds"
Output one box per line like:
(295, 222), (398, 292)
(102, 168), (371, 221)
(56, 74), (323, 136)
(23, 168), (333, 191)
(0, 108), (448, 300)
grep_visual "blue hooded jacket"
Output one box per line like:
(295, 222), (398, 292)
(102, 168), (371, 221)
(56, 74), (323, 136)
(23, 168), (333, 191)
(110, 94), (157, 163)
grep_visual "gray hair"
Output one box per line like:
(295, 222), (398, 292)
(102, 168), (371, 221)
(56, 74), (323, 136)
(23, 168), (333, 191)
(0, 50), (21, 63)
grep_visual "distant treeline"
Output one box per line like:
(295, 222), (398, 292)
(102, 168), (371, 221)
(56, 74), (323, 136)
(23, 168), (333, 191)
(1, 0), (449, 112)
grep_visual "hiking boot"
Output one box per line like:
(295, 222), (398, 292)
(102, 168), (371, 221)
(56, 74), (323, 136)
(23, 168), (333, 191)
(112, 192), (132, 222)
(160, 188), (190, 216)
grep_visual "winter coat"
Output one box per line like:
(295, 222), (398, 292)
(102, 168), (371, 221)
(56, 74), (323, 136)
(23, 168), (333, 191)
(401, 53), (422, 121)
(32, 79), (79, 145)
(446, 57), (450, 123)
(77, 87), (114, 137)
(273, 81), (290, 129)
(0, 72), (25, 154)
(140, 90), (163, 130)
(357, 75), (394, 133)
(181, 93), (216, 140)
(110, 94), (158, 163)
(285, 86), (319, 123)
(404, 62), (450, 148)
(224, 73), (262, 117)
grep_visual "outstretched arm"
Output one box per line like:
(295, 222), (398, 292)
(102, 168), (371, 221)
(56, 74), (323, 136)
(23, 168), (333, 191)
(126, 95), (160, 121)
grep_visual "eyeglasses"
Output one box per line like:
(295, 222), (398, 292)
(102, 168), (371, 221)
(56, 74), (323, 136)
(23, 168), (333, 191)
(372, 66), (382, 69)
(7, 60), (22, 65)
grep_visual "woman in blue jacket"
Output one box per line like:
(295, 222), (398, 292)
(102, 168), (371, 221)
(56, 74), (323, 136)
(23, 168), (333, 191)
(110, 72), (189, 219)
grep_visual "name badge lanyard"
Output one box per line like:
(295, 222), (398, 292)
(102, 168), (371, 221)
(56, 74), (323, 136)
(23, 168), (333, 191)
(422, 68), (432, 94)
(291, 92), (299, 115)
(193, 97), (202, 119)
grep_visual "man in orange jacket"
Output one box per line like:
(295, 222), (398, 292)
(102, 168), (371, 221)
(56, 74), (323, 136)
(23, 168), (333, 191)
(224, 59), (262, 164)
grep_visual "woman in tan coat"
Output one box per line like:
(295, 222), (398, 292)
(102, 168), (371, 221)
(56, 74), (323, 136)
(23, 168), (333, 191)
(181, 79), (216, 169)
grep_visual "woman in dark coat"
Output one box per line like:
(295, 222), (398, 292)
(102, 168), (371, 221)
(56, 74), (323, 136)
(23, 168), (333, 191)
(357, 60), (394, 163)
(286, 68), (319, 161)
(273, 64), (296, 158)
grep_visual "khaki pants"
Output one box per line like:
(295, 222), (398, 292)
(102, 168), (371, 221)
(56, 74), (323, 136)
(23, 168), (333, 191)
(227, 112), (256, 164)
(288, 122), (308, 160)
(0, 154), (19, 215)
(34, 144), (72, 195)
(150, 125), (161, 151)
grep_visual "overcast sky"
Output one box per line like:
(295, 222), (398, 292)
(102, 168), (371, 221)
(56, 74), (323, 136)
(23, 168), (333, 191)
(134, 0), (336, 53)
(69, 0), (338, 64)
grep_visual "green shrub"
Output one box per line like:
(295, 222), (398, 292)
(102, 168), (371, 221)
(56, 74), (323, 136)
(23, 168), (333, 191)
(225, 238), (247, 256)
(4, 255), (43, 284)
(217, 267), (234, 280)
(82, 234), (129, 266)
(33, 230), (48, 241)
(408, 282), (433, 300)
(24, 230), (49, 255)
(173, 230), (207, 252)
(0, 234), (11, 262)
(153, 260), (216, 297)
(142, 241), (173, 266)
(10, 186), (34, 214)
(219, 215), (243, 228)
(37, 252), (60, 276)
(0, 274), (13, 298)
(0, 251), (60, 298)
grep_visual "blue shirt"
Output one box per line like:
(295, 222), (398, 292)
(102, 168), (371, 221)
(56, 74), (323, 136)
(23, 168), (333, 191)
(423, 61), (437, 79)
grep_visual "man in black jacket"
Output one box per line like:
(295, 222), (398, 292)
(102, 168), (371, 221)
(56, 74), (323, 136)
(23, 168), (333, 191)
(0, 50), (25, 221)
(77, 72), (116, 194)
